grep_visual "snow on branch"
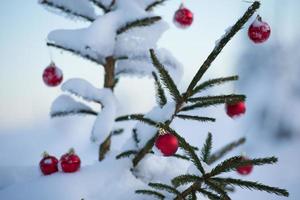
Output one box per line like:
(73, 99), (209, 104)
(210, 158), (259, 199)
(39, 0), (97, 22)
(51, 95), (97, 117)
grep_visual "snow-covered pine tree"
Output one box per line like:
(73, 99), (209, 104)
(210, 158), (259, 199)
(40, 0), (288, 199)
(40, 0), (182, 160)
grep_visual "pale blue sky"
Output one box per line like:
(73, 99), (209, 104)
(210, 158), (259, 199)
(0, 0), (299, 129)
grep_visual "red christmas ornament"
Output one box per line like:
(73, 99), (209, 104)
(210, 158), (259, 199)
(39, 152), (59, 175)
(59, 148), (81, 173)
(42, 62), (63, 87)
(248, 15), (271, 44)
(155, 131), (179, 156)
(226, 101), (246, 118)
(236, 156), (253, 175)
(173, 4), (193, 28)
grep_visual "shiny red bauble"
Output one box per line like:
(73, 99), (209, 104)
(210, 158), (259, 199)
(39, 152), (59, 175)
(42, 62), (63, 87)
(248, 15), (271, 44)
(59, 149), (81, 173)
(236, 157), (253, 175)
(173, 4), (193, 28)
(226, 101), (246, 118)
(155, 133), (179, 156)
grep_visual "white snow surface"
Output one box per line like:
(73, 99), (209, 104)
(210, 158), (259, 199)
(40, 0), (97, 21)
(51, 95), (94, 115)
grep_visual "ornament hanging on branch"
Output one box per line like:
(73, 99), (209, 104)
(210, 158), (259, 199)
(248, 15), (271, 43)
(226, 101), (246, 118)
(39, 152), (59, 175)
(173, 3), (194, 29)
(42, 62), (63, 87)
(155, 129), (179, 156)
(236, 156), (254, 175)
(59, 148), (81, 173)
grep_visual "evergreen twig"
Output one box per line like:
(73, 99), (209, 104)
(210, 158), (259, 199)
(192, 76), (239, 96)
(116, 150), (138, 159)
(89, 0), (110, 13)
(201, 133), (213, 163)
(152, 72), (167, 107)
(208, 137), (246, 164)
(175, 115), (216, 122)
(145, 0), (169, 11)
(184, 1), (260, 97)
(51, 110), (98, 118)
(172, 174), (203, 188)
(212, 178), (289, 197)
(135, 190), (165, 200)
(148, 182), (181, 195)
(115, 114), (159, 127)
(40, 0), (95, 21)
(150, 49), (182, 102)
(188, 94), (246, 103)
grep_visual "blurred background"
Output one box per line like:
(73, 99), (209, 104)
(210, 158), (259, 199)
(0, 0), (299, 199)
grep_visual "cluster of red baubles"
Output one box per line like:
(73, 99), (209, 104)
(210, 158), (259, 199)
(39, 149), (81, 175)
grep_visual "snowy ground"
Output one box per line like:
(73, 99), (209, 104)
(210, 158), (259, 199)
(0, 107), (299, 199)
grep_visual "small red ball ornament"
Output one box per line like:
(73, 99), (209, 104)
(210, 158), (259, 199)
(173, 4), (193, 28)
(248, 15), (271, 44)
(226, 101), (246, 118)
(59, 148), (81, 173)
(42, 62), (63, 87)
(236, 156), (253, 175)
(39, 152), (59, 175)
(155, 131), (179, 156)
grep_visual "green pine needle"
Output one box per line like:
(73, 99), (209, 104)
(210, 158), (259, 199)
(152, 72), (167, 107)
(196, 188), (222, 200)
(191, 76), (239, 96)
(135, 190), (165, 200)
(201, 133), (213, 163)
(205, 180), (231, 200)
(212, 178), (289, 197)
(115, 114), (159, 127)
(150, 49), (182, 103)
(171, 174), (203, 188)
(188, 94), (246, 104)
(148, 182), (180, 195)
(115, 150), (138, 159)
(51, 110), (98, 118)
(176, 115), (216, 122)
(208, 137), (246, 164)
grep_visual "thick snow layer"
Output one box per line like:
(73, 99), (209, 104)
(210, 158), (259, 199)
(133, 102), (176, 148)
(51, 95), (94, 116)
(40, 0), (97, 21)
(116, 48), (183, 82)
(61, 78), (118, 143)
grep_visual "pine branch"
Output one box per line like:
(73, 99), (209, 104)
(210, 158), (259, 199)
(176, 115), (216, 122)
(132, 128), (140, 147)
(116, 150), (138, 159)
(205, 180), (231, 200)
(148, 182), (181, 195)
(172, 154), (190, 161)
(51, 109), (98, 118)
(192, 76), (239, 96)
(171, 174), (203, 188)
(171, 129), (206, 175)
(208, 156), (278, 177)
(152, 72), (167, 107)
(135, 190), (165, 200)
(212, 178), (289, 197)
(47, 42), (103, 65)
(89, 0), (110, 13)
(184, 1), (260, 98)
(111, 128), (124, 136)
(150, 49), (182, 103)
(40, 0), (95, 22)
(195, 188), (222, 200)
(145, 0), (168, 11)
(115, 114), (159, 127)
(201, 133), (213, 163)
(180, 95), (245, 112)
(208, 137), (246, 164)
(117, 16), (162, 35)
(188, 94), (246, 104)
